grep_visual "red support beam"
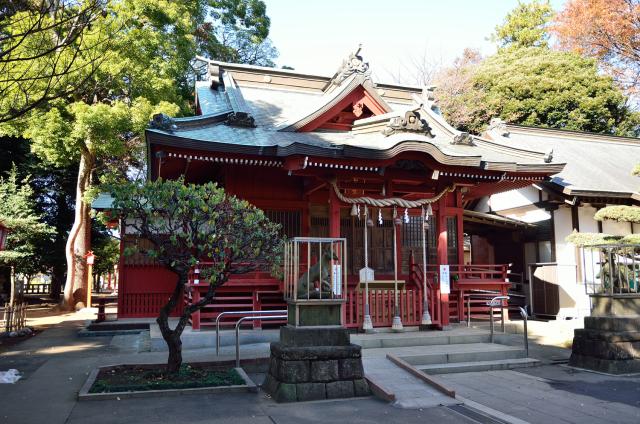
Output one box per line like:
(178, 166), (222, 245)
(328, 182), (341, 238)
(456, 190), (465, 266)
(436, 194), (450, 328)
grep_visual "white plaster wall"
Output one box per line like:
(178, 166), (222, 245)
(489, 187), (539, 212)
(602, 218), (632, 236)
(523, 242), (537, 308)
(553, 207), (586, 318)
(578, 206), (599, 234)
(634, 223), (640, 234)
(497, 207), (550, 224)
(474, 196), (491, 213)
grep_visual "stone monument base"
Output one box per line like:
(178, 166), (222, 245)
(569, 315), (640, 374)
(263, 326), (370, 402)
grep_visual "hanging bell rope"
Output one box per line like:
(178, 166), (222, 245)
(330, 180), (455, 209)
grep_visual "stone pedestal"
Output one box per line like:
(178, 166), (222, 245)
(569, 301), (640, 374)
(263, 326), (371, 402)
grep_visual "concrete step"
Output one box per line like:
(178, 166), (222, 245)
(419, 357), (540, 374)
(367, 343), (527, 365)
(584, 316), (640, 332)
(352, 329), (491, 349)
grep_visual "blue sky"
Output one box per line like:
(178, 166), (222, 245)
(265, 0), (567, 84)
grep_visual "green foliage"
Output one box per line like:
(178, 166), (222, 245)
(0, 1), (108, 123)
(594, 206), (640, 224)
(565, 231), (640, 247)
(108, 178), (283, 286)
(0, 166), (56, 276)
(200, 0), (277, 66)
(91, 222), (120, 277)
(593, 163), (640, 225)
(493, 0), (554, 49)
(437, 47), (632, 134)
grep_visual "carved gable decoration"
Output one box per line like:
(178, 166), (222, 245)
(382, 110), (434, 138)
(488, 118), (509, 136)
(331, 46), (371, 87)
(225, 112), (256, 128)
(150, 113), (177, 132)
(451, 132), (475, 146)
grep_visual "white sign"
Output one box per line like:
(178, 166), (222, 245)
(332, 265), (342, 296)
(439, 265), (450, 294)
(359, 267), (375, 283)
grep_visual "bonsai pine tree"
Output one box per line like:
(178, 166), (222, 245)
(594, 164), (640, 227)
(109, 178), (282, 374)
(567, 163), (640, 248)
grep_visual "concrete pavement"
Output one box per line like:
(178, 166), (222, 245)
(1, 312), (639, 424)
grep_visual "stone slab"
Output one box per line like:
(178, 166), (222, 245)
(310, 360), (338, 382)
(296, 382), (326, 401)
(583, 316), (640, 332)
(569, 353), (640, 374)
(276, 360), (310, 383)
(270, 342), (361, 361)
(326, 380), (355, 399)
(590, 295), (640, 317)
(280, 325), (350, 347)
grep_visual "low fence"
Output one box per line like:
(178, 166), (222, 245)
(2, 303), (28, 333)
(345, 288), (424, 328)
(24, 283), (51, 295)
(580, 244), (640, 296)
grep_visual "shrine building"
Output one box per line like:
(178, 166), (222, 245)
(115, 48), (566, 330)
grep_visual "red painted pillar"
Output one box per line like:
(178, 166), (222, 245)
(116, 219), (126, 319)
(437, 195), (450, 328)
(328, 183), (345, 324)
(328, 183), (341, 238)
(455, 190), (465, 266)
(192, 288), (201, 331)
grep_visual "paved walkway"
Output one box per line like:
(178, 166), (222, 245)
(1, 311), (639, 424)
(440, 367), (640, 424)
(0, 314), (473, 424)
(363, 356), (459, 408)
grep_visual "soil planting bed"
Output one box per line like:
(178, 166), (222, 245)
(90, 364), (243, 393)
(79, 362), (257, 400)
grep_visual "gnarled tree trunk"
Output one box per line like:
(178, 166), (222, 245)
(157, 267), (218, 374)
(62, 149), (94, 310)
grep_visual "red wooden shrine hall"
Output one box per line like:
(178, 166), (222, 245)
(115, 49), (565, 329)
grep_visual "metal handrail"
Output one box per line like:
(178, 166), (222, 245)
(216, 309), (286, 355)
(235, 315), (287, 367)
(518, 306), (529, 357)
(487, 295), (509, 343)
(463, 291), (503, 328)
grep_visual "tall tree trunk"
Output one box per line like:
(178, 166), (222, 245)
(156, 268), (218, 375)
(9, 266), (15, 306)
(62, 150), (94, 310)
(157, 270), (188, 374)
(50, 263), (64, 301)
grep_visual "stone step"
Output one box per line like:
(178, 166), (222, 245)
(418, 357), (540, 374)
(584, 316), (640, 332)
(375, 343), (527, 366)
(352, 330), (491, 349)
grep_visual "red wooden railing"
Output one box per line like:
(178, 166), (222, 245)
(409, 263), (440, 327)
(410, 262), (511, 323)
(186, 262), (285, 330)
(344, 288), (423, 328)
(181, 260), (511, 330)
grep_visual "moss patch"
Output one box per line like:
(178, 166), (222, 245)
(89, 364), (244, 393)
